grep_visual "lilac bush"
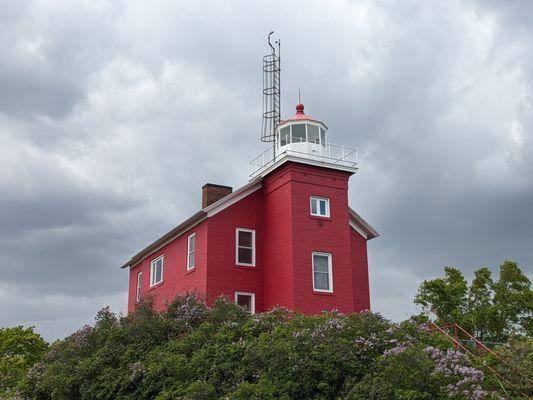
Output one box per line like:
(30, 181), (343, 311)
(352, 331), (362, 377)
(424, 346), (501, 400)
(20, 295), (509, 400)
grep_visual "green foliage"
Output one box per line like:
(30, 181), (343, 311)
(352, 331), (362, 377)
(414, 260), (532, 341)
(415, 267), (468, 327)
(489, 338), (533, 397)
(0, 326), (48, 397)
(345, 346), (441, 399)
(19, 294), (502, 400)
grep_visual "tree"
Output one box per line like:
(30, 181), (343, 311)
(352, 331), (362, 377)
(492, 261), (533, 341)
(414, 266), (468, 327)
(414, 261), (532, 342)
(467, 267), (494, 340)
(0, 326), (48, 396)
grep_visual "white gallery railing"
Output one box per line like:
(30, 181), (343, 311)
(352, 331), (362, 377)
(249, 141), (358, 178)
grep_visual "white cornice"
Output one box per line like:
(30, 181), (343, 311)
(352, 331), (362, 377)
(349, 220), (368, 239)
(348, 207), (379, 240)
(204, 181), (262, 217)
(251, 153), (357, 181)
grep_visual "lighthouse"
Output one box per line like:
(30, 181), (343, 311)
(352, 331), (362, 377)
(121, 37), (377, 315)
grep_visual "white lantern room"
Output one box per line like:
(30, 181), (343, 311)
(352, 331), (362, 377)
(250, 103), (358, 179)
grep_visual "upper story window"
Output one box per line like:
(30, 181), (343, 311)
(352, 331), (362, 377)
(310, 196), (330, 217)
(136, 272), (142, 302)
(150, 255), (164, 287)
(312, 252), (333, 293)
(236, 228), (255, 266)
(187, 233), (196, 270)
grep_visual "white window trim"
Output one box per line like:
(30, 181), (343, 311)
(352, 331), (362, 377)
(310, 196), (330, 218)
(235, 228), (256, 266)
(234, 291), (256, 314)
(187, 233), (196, 271)
(136, 271), (142, 302)
(312, 252), (333, 293)
(150, 255), (164, 287)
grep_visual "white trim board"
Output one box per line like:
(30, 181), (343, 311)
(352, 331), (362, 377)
(349, 220), (368, 239)
(204, 182), (262, 217)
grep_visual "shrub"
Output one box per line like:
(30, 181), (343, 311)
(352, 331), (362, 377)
(0, 326), (48, 398)
(21, 295), (504, 399)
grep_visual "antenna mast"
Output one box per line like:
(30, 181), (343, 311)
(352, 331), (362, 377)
(261, 31), (281, 142)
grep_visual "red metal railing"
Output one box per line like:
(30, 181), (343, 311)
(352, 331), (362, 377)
(429, 322), (530, 398)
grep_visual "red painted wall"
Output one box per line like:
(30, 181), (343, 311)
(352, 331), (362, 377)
(127, 220), (208, 313)
(281, 163), (355, 314)
(205, 189), (264, 310)
(261, 162), (361, 314)
(350, 228), (371, 311)
(127, 161), (372, 316)
(262, 165), (296, 310)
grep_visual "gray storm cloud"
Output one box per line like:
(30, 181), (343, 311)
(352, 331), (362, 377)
(0, 0), (531, 340)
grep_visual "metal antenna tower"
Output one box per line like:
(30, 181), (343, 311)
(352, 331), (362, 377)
(261, 31), (281, 142)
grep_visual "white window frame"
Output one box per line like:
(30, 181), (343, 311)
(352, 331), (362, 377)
(187, 233), (196, 271)
(235, 228), (256, 266)
(136, 271), (142, 302)
(150, 255), (164, 287)
(234, 291), (256, 314)
(312, 252), (333, 293)
(310, 196), (330, 218)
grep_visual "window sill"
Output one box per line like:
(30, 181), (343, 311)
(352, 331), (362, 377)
(310, 215), (332, 222)
(149, 281), (164, 290)
(312, 290), (334, 296)
(234, 265), (258, 270)
(185, 267), (196, 274)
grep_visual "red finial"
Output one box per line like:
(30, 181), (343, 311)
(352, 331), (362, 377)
(296, 103), (305, 114)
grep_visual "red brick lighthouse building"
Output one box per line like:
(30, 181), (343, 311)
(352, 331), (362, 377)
(122, 101), (378, 315)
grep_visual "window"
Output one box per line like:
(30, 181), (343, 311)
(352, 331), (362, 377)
(187, 233), (196, 270)
(310, 196), (330, 217)
(280, 126), (290, 146)
(235, 292), (255, 314)
(312, 252), (333, 292)
(307, 124), (320, 144)
(236, 228), (255, 266)
(320, 127), (326, 146)
(150, 255), (164, 286)
(136, 272), (142, 302)
(292, 123), (306, 142)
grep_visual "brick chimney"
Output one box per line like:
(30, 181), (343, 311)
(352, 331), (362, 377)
(202, 183), (232, 208)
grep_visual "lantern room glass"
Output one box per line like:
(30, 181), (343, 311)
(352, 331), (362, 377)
(276, 122), (327, 148)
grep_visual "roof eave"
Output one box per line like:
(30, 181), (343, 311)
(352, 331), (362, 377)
(120, 210), (207, 269)
(277, 118), (328, 130)
(349, 207), (379, 240)
(120, 179), (264, 270)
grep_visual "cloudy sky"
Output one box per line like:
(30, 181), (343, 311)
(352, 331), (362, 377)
(1, 0), (532, 341)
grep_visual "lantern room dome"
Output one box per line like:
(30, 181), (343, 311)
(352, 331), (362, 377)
(279, 103), (327, 127)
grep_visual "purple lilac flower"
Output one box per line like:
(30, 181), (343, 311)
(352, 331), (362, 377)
(26, 361), (46, 380)
(383, 343), (409, 356)
(424, 346), (490, 399)
(73, 325), (92, 348)
(128, 361), (146, 382)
